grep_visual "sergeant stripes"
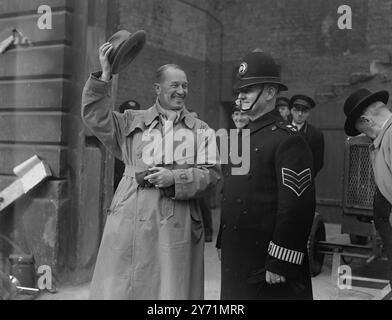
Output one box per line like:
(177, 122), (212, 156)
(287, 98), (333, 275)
(281, 167), (311, 197)
(268, 241), (304, 265)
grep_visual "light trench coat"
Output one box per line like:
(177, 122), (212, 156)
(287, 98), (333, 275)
(81, 72), (221, 300)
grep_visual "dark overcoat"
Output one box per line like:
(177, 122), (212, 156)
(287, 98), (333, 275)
(217, 110), (316, 300)
(298, 122), (324, 177)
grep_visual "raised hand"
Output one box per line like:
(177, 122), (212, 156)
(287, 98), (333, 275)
(98, 42), (113, 82)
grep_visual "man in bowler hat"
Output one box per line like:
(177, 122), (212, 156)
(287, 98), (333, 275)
(81, 33), (221, 299)
(217, 49), (316, 299)
(290, 95), (325, 177)
(343, 88), (392, 286)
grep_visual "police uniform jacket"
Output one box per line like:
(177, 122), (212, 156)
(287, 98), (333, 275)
(217, 110), (316, 300)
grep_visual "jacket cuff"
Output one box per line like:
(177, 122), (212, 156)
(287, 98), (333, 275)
(172, 169), (193, 200)
(265, 242), (304, 278)
(268, 241), (304, 265)
(87, 71), (112, 96)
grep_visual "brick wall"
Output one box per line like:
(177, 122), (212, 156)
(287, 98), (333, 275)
(115, 0), (223, 129)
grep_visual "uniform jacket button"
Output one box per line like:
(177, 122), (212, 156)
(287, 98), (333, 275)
(223, 224), (226, 229)
(243, 210), (248, 215)
(254, 147), (260, 153)
(233, 225), (238, 231)
(236, 198), (242, 204)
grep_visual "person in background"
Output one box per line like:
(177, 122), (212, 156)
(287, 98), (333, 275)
(343, 88), (392, 288)
(290, 94), (324, 177)
(275, 96), (291, 123)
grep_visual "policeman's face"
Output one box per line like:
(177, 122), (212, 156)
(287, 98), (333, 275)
(155, 67), (188, 110)
(232, 111), (250, 129)
(278, 106), (290, 120)
(291, 105), (310, 125)
(237, 85), (264, 112)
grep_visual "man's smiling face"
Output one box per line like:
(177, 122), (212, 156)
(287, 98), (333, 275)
(156, 67), (188, 110)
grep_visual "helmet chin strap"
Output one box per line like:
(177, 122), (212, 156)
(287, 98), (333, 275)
(240, 88), (264, 113)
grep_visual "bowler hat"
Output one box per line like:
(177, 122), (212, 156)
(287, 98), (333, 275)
(233, 50), (288, 91)
(276, 97), (290, 109)
(107, 30), (146, 74)
(343, 88), (389, 136)
(290, 94), (316, 110)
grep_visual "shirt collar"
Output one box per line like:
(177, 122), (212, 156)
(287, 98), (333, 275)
(372, 115), (392, 149)
(292, 121), (306, 132)
(143, 100), (196, 129)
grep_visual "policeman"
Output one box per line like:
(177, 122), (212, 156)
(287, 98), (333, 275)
(275, 96), (291, 123)
(290, 94), (325, 177)
(217, 49), (316, 300)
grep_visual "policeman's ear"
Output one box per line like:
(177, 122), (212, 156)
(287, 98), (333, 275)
(264, 85), (278, 101)
(154, 83), (161, 95)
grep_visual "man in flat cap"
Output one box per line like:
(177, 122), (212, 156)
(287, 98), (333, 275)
(344, 88), (392, 287)
(275, 96), (291, 123)
(81, 41), (221, 299)
(218, 50), (316, 300)
(290, 95), (324, 177)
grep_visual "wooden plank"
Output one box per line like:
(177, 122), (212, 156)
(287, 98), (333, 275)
(0, 45), (71, 78)
(0, 0), (74, 15)
(0, 156), (52, 212)
(0, 176), (66, 200)
(0, 180), (23, 211)
(0, 112), (67, 143)
(0, 12), (72, 45)
(0, 144), (67, 178)
(0, 79), (71, 110)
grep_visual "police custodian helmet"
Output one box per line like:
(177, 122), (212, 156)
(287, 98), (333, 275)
(233, 49), (288, 92)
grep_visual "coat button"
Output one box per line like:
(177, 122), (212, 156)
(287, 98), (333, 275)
(222, 197), (226, 202)
(243, 210), (248, 215)
(254, 147), (260, 153)
(236, 198), (242, 205)
(233, 226), (238, 231)
(223, 224), (226, 229)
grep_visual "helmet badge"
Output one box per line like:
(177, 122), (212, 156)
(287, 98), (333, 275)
(239, 62), (248, 75)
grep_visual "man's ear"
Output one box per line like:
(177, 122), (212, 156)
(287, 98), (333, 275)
(154, 83), (161, 95)
(265, 85), (278, 101)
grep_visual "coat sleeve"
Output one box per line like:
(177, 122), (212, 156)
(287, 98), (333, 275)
(314, 130), (325, 176)
(81, 71), (129, 160)
(172, 122), (222, 200)
(264, 134), (316, 278)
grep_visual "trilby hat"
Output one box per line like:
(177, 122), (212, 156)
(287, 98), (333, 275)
(107, 30), (146, 74)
